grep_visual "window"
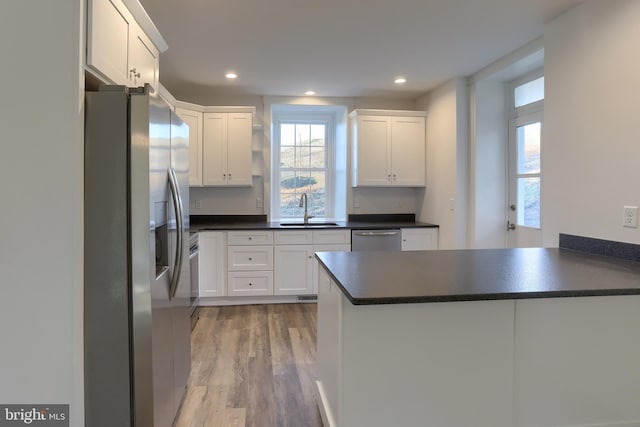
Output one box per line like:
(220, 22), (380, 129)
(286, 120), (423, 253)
(271, 108), (340, 220)
(509, 73), (544, 233)
(514, 76), (544, 108)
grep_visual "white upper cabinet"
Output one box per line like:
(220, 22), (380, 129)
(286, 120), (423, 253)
(203, 110), (253, 187)
(87, 0), (166, 91)
(175, 107), (203, 186)
(350, 109), (426, 187)
(128, 27), (159, 89)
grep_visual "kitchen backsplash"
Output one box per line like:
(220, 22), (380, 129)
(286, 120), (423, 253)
(190, 183), (419, 218)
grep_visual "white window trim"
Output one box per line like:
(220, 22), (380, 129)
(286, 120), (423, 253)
(271, 108), (337, 220)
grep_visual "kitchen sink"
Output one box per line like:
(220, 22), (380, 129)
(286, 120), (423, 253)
(279, 222), (339, 227)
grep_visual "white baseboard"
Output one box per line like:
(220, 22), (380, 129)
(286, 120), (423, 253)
(198, 296), (316, 306)
(315, 380), (334, 427)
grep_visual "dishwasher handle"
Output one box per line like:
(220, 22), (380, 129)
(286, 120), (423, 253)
(352, 230), (400, 237)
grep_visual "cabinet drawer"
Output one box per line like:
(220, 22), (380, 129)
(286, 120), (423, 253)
(274, 230), (313, 245)
(228, 246), (273, 271)
(227, 231), (273, 245)
(227, 271), (273, 296)
(313, 229), (351, 245)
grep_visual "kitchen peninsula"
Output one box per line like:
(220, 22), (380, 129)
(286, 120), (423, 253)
(315, 235), (640, 427)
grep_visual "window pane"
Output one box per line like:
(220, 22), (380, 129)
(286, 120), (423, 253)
(296, 146), (311, 168)
(281, 124), (295, 146)
(308, 192), (326, 217)
(514, 77), (544, 108)
(517, 122), (541, 174)
(295, 124), (311, 146)
(310, 171), (325, 194)
(517, 177), (540, 228)
(280, 145), (295, 168)
(310, 125), (325, 146)
(280, 191), (301, 218)
(310, 147), (325, 168)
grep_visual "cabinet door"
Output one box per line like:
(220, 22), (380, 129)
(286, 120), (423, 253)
(226, 112), (253, 186)
(129, 27), (159, 90)
(176, 108), (203, 186)
(313, 243), (351, 294)
(87, 0), (132, 84)
(274, 245), (314, 295)
(202, 113), (228, 186)
(353, 116), (391, 186)
(391, 117), (425, 186)
(198, 232), (226, 297)
(401, 228), (438, 251)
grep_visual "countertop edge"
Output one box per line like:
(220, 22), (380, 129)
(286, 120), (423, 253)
(315, 247), (640, 305)
(192, 221), (439, 231)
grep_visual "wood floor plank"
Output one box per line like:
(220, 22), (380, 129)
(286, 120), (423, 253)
(174, 303), (322, 427)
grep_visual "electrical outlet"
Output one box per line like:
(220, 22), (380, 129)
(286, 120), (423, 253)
(623, 206), (638, 228)
(194, 199), (202, 209)
(256, 198), (263, 208)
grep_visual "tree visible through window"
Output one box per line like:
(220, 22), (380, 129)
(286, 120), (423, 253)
(278, 122), (328, 218)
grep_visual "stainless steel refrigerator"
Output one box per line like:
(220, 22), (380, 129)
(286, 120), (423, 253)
(84, 85), (191, 427)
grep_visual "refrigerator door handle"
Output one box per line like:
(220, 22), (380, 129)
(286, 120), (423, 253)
(168, 167), (184, 300)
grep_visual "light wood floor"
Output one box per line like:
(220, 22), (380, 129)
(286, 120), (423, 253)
(174, 304), (323, 427)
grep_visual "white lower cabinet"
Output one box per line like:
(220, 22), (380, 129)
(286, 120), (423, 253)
(274, 230), (314, 296)
(274, 245), (314, 295)
(226, 231), (274, 296)
(204, 228), (351, 300)
(401, 228), (438, 251)
(198, 231), (226, 297)
(227, 271), (273, 296)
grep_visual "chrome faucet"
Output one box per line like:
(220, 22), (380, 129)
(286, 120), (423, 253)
(299, 193), (314, 224)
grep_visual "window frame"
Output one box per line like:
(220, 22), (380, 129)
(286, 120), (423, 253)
(271, 110), (337, 220)
(508, 69), (544, 230)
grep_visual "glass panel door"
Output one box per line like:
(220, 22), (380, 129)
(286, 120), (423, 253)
(508, 112), (543, 247)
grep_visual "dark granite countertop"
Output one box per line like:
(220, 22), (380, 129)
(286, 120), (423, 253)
(315, 247), (640, 305)
(190, 214), (438, 232)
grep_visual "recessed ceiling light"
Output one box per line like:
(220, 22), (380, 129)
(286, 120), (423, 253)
(305, 91), (316, 96)
(394, 77), (407, 84)
(225, 72), (238, 79)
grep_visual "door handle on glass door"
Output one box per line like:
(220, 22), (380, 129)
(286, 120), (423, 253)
(507, 221), (516, 231)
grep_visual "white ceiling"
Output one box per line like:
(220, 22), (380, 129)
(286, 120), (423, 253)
(139, 0), (583, 100)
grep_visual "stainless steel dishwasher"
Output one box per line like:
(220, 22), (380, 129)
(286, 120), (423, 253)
(351, 229), (402, 251)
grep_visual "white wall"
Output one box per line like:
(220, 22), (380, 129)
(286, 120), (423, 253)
(468, 80), (508, 248)
(0, 0), (84, 424)
(417, 78), (468, 249)
(543, 0), (640, 246)
(187, 94), (419, 218)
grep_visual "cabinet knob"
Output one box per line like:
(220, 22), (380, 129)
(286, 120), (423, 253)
(248, 257), (253, 261)
(248, 237), (252, 240)
(393, 174), (397, 180)
(248, 282), (253, 286)
(130, 67), (141, 78)
(388, 174), (392, 181)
